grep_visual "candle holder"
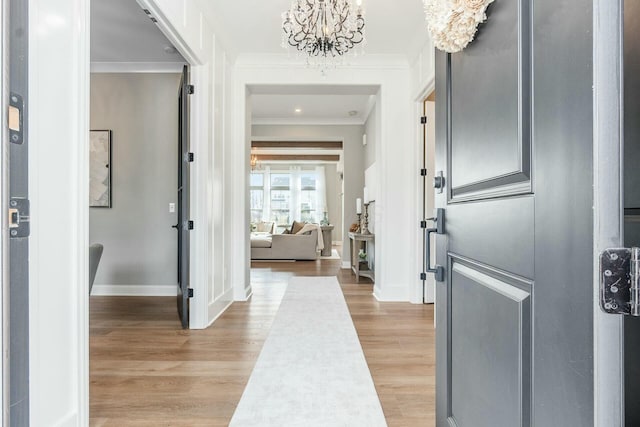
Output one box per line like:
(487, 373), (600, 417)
(362, 203), (371, 235)
(356, 213), (362, 233)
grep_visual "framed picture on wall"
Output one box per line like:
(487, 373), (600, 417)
(89, 130), (112, 208)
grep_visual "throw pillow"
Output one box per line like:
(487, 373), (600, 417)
(256, 221), (275, 233)
(291, 220), (306, 234)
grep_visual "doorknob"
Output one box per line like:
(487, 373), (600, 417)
(425, 208), (445, 282)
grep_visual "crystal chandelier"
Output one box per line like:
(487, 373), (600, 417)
(282, 0), (365, 61)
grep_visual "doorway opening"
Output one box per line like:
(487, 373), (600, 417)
(88, 0), (192, 420)
(88, 0), (188, 307)
(246, 85), (379, 290)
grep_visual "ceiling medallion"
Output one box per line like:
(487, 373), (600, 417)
(423, 0), (494, 53)
(282, 0), (365, 66)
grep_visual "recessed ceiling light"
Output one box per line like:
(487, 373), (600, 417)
(348, 110), (358, 117)
(164, 45), (177, 54)
(294, 108), (302, 114)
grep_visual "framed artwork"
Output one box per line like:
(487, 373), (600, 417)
(89, 130), (112, 207)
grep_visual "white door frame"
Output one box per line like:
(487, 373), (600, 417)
(230, 62), (415, 303)
(593, 0), (625, 424)
(135, 0), (215, 330)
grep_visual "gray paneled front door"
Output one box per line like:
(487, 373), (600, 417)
(434, 1), (594, 426)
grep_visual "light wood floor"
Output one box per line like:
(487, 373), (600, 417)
(89, 258), (435, 426)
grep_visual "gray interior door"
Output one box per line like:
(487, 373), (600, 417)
(434, 1), (594, 426)
(176, 65), (191, 329)
(8, 0), (29, 424)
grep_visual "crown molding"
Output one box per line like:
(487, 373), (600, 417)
(90, 62), (186, 73)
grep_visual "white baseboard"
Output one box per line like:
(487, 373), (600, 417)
(341, 261), (351, 270)
(373, 283), (410, 302)
(90, 284), (177, 296)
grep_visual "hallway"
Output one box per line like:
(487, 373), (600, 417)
(89, 259), (434, 426)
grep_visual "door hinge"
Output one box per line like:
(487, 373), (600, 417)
(8, 198), (30, 238)
(185, 152), (194, 162)
(187, 220), (194, 230)
(600, 247), (640, 315)
(420, 116), (427, 125)
(420, 168), (428, 177)
(187, 85), (195, 95)
(420, 220), (427, 229)
(420, 273), (427, 281)
(188, 288), (194, 298)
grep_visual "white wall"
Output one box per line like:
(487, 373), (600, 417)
(411, 40), (435, 98)
(363, 102), (379, 271)
(325, 163), (343, 243)
(233, 56), (414, 302)
(251, 125), (365, 263)
(89, 73), (180, 295)
(364, 103), (377, 169)
(29, 0), (90, 424)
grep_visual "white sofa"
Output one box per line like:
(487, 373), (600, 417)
(250, 229), (318, 260)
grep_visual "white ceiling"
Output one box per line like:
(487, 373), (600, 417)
(252, 94), (374, 125)
(91, 0), (185, 63)
(197, 0), (430, 59)
(91, 1), (426, 123)
(250, 84), (379, 125)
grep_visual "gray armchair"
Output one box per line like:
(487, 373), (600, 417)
(89, 243), (104, 294)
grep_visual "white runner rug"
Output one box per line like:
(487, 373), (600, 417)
(230, 276), (387, 427)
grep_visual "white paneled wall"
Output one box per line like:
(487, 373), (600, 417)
(411, 38), (435, 98)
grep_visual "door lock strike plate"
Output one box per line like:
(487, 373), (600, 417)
(9, 92), (24, 145)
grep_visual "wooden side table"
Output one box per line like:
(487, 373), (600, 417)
(320, 225), (334, 256)
(348, 232), (375, 283)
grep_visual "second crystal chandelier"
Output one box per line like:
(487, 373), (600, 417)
(282, 0), (365, 60)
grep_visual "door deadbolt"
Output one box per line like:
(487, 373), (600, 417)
(434, 171), (445, 194)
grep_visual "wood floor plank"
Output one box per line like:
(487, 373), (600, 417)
(90, 256), (435, 426)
